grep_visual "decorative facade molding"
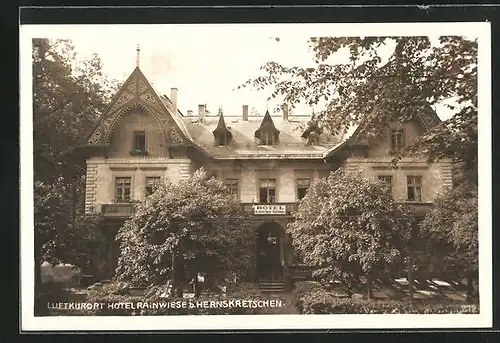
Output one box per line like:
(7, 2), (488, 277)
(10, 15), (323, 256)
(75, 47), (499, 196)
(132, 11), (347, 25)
(86, 67), (187, 147)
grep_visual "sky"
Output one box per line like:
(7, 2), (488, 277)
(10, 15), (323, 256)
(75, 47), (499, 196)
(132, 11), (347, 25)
(29, 24), (482, 121)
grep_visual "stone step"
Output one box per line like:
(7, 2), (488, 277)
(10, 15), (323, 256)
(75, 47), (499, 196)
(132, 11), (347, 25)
(259, 281), (287, 292)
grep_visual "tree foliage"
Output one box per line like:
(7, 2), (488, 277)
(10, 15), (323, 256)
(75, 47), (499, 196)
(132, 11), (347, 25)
(34, 179), (105, 271)
(240, 36), (478, 168)
(115, 169), (255, 296)
(32, 38), (118, 275)
(288, 169), (411, 293)
(420, 181), (478, 276)
(33, 38), (120, 182)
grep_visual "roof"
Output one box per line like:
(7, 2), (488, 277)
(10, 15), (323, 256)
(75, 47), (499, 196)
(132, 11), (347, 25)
(81, 65), (440, 161)
(182, 112), (352, 159)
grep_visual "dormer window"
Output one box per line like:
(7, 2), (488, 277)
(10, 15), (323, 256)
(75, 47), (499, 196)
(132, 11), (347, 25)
(302, 120), (322, 145)
(260, 131), (276, 146)
(212, 112), (232, 146)
(306, 131), (320, 145)
(131, 130), (147, 155)
(216, 133), (229, 146)
(255, 110), (280, 146)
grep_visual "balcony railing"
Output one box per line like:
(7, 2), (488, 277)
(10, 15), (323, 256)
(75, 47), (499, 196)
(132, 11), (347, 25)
(101, 203), (135, 218)
(99, 201), (429, 219)
(100, 202), (299, 218)
(405, 202), (433, 217)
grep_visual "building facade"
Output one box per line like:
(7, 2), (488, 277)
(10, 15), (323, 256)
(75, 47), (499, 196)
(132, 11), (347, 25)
(76, 65), (452, 283)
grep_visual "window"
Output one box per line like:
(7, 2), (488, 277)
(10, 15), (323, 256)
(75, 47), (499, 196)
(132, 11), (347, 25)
(296, 178), (310, 200)
(260, 132), (275, 146)
(224, 179), (239, 198)
(133, 131), (146, 152)
(115, 177), (132, 202)
(407, 176), (423, 202)
(378, 175), (393, 195)
(391, 129), (404, 151)
(216, 133), (228, 146)
(259, 178), (276, 203)
(145, 176), (161, 196)
(306, 132), (320, 146)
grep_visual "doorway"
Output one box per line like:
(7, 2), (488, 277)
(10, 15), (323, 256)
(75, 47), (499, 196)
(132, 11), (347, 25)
(256, 222), (285, 281)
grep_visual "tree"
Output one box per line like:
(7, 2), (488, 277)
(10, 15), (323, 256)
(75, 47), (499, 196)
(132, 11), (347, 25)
(239, 36), (477, 172)
(32, 39), (119, 291)
(288, 169), (411, 299)
(34, 179), (105, 314)
(420, 181), (478, 300)
(115, 169), (255, 297)
(33, 38), (120, 182)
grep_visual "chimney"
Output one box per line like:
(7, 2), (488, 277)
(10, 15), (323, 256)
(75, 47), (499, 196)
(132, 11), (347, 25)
(170, 88), (178, 114)
(187, 110), (193, 116)
(198, 104), (206, 123)
(283, 104), (289, 121)
(242, 105), (249, 121)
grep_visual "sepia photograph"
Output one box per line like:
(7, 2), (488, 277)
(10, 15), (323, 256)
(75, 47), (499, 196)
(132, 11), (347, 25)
(20, 22), (491, 331)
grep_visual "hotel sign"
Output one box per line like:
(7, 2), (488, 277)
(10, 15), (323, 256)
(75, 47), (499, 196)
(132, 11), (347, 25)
(253, 204), (286, 215)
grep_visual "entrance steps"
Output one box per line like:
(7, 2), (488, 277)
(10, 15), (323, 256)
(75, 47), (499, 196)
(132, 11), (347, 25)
(258, 281), (287, 293)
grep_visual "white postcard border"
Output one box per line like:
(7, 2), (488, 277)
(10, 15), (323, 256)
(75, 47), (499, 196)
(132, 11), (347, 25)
(19, 22), (492, 331)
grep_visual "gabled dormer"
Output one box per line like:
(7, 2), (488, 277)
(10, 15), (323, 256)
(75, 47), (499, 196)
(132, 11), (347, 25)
(212, 112), (232, 146)
(255, 110), (280, 146)
(301, 120), (323, 145)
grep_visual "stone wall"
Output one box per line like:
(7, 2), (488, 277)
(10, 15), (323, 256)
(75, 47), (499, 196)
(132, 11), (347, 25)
(343, 157), (453, 203)
(85, 157), (192, 214)
(203, 160), (333, 203)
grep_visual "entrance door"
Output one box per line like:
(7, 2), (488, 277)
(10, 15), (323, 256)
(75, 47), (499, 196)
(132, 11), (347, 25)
(256, 223), (284, 281)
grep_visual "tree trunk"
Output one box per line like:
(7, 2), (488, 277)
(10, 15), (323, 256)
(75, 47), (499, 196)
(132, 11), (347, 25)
(170, 252), (176, 297)
(70, 182), (76, 225)
(408, 252), (414, 304)
(171, 254), (185, 298)
(194, 274), (201, 298)
(366, 271), (373, 299)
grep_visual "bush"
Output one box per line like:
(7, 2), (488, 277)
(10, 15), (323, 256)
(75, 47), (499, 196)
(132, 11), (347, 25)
(293, 281), (479, 314)
(82, 282), (144, 315)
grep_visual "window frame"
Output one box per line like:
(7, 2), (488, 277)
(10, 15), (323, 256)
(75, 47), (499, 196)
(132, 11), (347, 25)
(216, 133), (228, 146)
(258, 178), (277, 203)
(115, 176), (132, 203)
(145, 176), (162, 196)
(378, 175), (393, 196)
(131, 130), (147, 155)
(260, 131), (276, 146)
(406, 175), (423, 202)
(223, 178), (239, 199)
(296, 177), (311, 201)
(391, 129), (405, 151)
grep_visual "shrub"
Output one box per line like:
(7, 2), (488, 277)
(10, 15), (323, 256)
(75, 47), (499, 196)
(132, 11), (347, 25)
(82, 282), (143, 315)
(293, 281), (479, 314)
